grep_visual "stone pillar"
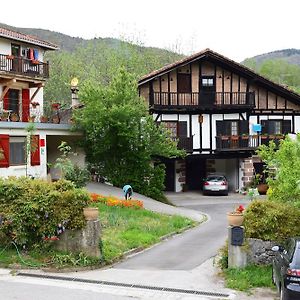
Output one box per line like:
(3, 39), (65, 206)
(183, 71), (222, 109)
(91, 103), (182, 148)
(56, 219), (101, 258)
(228, 226), (247, 268)
(241, 157), (254, 189)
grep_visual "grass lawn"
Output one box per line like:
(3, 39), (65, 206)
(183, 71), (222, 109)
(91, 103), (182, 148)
(223, 265), (274, 292)
(96, 202), (196, 263)
(0, 202), (196, 268)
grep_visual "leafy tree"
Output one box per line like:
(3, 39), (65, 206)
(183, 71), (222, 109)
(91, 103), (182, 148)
(75, 68), (184, 201)
(257, 135), (300, 206)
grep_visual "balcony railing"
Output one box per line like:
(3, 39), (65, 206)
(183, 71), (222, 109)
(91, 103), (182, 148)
(0, 54), (49, 79)
(151, 92), (255, 109)
(0, 101), (72, 124)
(215, 134), (285, 151)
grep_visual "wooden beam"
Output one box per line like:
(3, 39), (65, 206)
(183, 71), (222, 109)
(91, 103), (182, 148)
(30, 85), (43, 102)
(0, 79), (16, 101)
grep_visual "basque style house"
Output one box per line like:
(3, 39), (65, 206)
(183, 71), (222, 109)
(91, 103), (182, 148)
(0, 27), (84, 179)
(139, 49), (300, 192)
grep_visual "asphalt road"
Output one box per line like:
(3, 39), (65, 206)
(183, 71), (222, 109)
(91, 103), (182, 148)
(115, 192), (250, 270)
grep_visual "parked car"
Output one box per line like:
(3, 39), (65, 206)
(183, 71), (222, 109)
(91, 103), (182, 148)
(202, 175), (228, 196)
(272, 237), (300, 300)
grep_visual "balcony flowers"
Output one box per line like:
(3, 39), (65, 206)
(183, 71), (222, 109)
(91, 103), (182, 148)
(227, 205), (245, 226)
(51, 103), (61, 110)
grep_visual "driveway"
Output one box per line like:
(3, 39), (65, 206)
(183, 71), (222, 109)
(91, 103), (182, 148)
(115, 191), (251, 270)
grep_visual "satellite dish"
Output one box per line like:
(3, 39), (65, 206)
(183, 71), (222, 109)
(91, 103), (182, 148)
(71, 77), (79, 87)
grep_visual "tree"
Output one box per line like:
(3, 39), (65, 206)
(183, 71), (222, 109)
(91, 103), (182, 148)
(257, 135), (300, 206)
(75, 68), (184, 201)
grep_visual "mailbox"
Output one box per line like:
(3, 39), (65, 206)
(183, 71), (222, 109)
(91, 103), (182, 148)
(231, 226), (244, 246)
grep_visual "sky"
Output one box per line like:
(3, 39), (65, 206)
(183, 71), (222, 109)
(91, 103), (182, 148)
(1, 0), (299, 62)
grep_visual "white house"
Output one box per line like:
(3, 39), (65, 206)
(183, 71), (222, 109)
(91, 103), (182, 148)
(0, 27), (84, 179)
(138, 49), (300, 192)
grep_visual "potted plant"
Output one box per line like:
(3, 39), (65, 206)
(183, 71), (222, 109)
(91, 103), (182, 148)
(51, 115), (60, 124)
(40, 115), (48, 123)
(51, 103), (61, 111)
(227, 205), (245, 226)
(6, 55), (14, 60)
(29, 115), (36, 122)
(10, 112), (19, 122)
(0, 112), (9, 121)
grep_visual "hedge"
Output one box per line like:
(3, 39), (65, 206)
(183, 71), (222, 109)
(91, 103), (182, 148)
(0, 177), (90, 248)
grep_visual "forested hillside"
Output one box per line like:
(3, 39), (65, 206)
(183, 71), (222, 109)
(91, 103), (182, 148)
(0, 23), (183, 105)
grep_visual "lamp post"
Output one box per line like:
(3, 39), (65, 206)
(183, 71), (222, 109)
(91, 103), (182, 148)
(70, 77), (80, 108)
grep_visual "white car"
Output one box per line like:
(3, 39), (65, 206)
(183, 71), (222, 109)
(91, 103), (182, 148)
(203, 175), (228, 196)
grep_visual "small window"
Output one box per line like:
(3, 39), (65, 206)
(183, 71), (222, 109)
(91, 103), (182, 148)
(202, 78), (214, 86)
(231, 121), (238, 136)
(9, 137), (25, 165)
(162, 122), (177, 138)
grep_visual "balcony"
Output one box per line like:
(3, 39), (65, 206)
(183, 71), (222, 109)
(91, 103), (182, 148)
(0, 54), (49, 79)
(215, 134), (285, 152)
(0, 102), (72, 125)
(151, 92), (255, 111)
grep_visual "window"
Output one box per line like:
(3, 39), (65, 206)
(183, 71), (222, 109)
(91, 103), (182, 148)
(9, 137), (25, 165)
(231, 121), (238, 136)
(177, 73), (191, 93)
(162, 122), (177, 138)
(202, 78), (214, 86)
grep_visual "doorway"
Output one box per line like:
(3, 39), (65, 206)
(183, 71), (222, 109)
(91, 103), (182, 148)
(186, 158), (206, 190)
(200, 76), (215, 107)
(164, 160), (175, 191)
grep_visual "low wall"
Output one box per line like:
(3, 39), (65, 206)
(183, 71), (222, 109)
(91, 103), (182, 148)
(246, 238), (277, 265)
(56, 219), (101, 258)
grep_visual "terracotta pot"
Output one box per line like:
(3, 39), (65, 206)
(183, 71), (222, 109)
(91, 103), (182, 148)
(83, 207), (99, 221)
(227, 213), (244, 226)
(52, 116), (60, 124)
(40, 116), (48, 123)
(257, 183), (268, 195)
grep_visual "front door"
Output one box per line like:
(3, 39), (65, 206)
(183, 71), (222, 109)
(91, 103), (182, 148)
(200, 76), (215, 107)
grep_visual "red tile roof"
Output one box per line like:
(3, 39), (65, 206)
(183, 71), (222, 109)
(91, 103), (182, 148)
(0, 27), (58, 50)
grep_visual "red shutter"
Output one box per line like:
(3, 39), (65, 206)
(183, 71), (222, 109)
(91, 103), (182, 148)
(22, 89), (30, 122)
(3, 88), (9, 110)
(30, 135), (40, 166)
(0, 134), (9, 168)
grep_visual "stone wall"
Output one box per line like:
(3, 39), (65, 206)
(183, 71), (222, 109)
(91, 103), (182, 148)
(56, 219), (101, 258)
(246, 238), (277, 265)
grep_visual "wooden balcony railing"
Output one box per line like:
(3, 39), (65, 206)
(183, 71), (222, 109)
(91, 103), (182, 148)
(215, 134), (285, 151)
(177, 137), (193, 152)
(151, 92), (255, 109)
(0, 54), (49, 79)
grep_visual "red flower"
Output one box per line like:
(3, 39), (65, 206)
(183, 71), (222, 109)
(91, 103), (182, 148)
(236, 205), (245, 214)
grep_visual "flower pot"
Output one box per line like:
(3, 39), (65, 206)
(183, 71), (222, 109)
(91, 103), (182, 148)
(227, 213), (244, 226)
(257, 183), (268, 195)
(51, 115), (60, 124)
(40, 116), (48, 123)
(83, 207), (99, 221)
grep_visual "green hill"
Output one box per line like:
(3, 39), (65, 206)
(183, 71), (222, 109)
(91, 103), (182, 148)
(0, 23), (183, 104)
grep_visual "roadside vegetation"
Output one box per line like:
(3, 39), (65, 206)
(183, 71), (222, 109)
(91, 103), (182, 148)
(0, 184), (195, 269)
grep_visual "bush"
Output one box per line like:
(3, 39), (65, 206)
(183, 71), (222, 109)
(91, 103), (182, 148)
(64, 164), (90, 188)
(244, 200), (300, 242)
(0, 177), (90, 248)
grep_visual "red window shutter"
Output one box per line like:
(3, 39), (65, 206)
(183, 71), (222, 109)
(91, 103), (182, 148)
(0, 134), (9, 168)
(30, 135), (40, 166)
(22, 89), (30, 122)
(3, 88), (9, 110)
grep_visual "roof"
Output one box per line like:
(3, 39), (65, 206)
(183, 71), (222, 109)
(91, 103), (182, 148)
(138, 48), (300, 102)
(0, 27), (58, 50)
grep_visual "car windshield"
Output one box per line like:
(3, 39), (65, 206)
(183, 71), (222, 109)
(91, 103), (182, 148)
(206, 176), (225, 182)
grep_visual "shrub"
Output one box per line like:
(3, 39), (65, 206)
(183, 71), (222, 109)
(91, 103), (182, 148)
(64, 164), (90, 188)
(0, 177), (90, 248)
(244, 200), (300, 242)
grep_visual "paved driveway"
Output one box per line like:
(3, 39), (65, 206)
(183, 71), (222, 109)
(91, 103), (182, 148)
(115, 192), (251, 270)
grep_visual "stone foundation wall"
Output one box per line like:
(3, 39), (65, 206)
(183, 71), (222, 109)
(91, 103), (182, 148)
(246, 238), (277, 265)
(241, 158), (254, 189)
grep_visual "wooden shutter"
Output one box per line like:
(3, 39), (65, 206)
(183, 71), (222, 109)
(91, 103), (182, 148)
(261, 120), (268, 134)
(3, 88), (9, 110)
(30, 135), (40, 166)
(239, 121), (249, 135)
(177, 74), (191, 93)
(178, 121), (187, 137)
(22, 89), (30, 122)
(216, 121), (223, 135)
(282, 120), (291, 134)
(0, 134), (9, 168)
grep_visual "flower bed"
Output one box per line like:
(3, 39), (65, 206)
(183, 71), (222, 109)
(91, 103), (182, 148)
(90, 193), (143, 209)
